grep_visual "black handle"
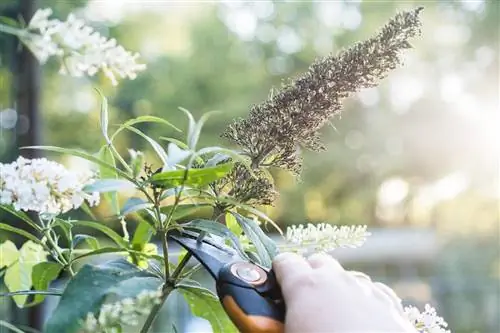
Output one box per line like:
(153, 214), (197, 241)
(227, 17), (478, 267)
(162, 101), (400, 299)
(216, 262), (285, 333)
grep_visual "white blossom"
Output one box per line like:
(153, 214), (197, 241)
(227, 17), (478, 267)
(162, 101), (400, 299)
(22, 8), (146, 85)
(405, 304), (451, 333)
(0, 156), (99, 215)
(81, 289), (162, 333)
(284, 223), (370, 253)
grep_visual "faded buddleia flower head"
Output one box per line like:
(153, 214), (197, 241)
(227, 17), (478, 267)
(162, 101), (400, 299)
(405, 304), (451, 333)
(23, 8), (146, 85)
(81, 289), (162, 333)
(283, 223), (370, 253)
(222, 8), (423, 175)
(227, 164), (278, 206)
(0, 156), (99, 215)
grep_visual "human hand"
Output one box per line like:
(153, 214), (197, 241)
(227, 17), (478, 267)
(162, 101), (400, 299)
(273, 252), (417, 333)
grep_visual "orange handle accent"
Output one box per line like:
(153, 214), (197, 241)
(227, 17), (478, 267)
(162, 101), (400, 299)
(222, 295), (284, 333)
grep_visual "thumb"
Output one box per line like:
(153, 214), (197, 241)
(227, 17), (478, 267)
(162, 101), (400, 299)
(272, 252), (311, 301)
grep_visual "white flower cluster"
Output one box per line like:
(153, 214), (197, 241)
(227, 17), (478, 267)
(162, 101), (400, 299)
(0, 157), (99, 215)
(24, 8), (146, 85)
(405, 304), (451, 333)
(82, 289), (162, 333)
(284, 223), (370, 253)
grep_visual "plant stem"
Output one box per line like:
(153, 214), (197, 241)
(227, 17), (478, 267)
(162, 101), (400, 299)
(170, 252), (192, 280)
(42, 226), (75, 277)
(160, 229), (170, 278)
(139, 284), (174, 333)
(108, 144), (133, 174)
(0, 23), (27, 38)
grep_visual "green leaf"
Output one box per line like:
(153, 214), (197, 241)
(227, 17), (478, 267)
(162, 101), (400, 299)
(4, 241), (47, 307)
(71, 220), (128, 248)
(0, 223), (41, 244)
(159, 186), (206, 201)
(178, 284), (237, 333)
(0, 16), (21, 27)
(71, 247), (163, 263)
(122, 125), (169, 168)
(84, 179), (136, 193)
(53, 219), (72, 243)
(0, 241), (19, 269)
(183, 219), (249, 261)
(106, 276), (161, 299)
(158, 137), (190, 150)
(213, 196), (282, 234)
(232, 213), (279, 269)
(72, 234), (100, 250)
(131, 219), (155, 247)
(98, 145), (120, 215)
(161, 204), (211, 222)
(29, 262), (63, 305)
(22, 146), (133, 182)
(110, 115), (181, 142)
(192, 146), (254, 177)
(179, 107), (196, 146)
(44, 259), (159, 333)
(129, 150), (145, 178)
(189, 110), (221, 150)
(0, 320), (25, 333)
(225, 212), (243, 236)
(0, 205), (39, 231)
(121, 197), (153, 216)
(150, 163), (233, 189)
(95, 88), (110, 144)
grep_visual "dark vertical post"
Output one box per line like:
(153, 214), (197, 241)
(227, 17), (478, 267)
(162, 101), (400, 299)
(16, 0), (41, 158)
(11, 0), (43, 330)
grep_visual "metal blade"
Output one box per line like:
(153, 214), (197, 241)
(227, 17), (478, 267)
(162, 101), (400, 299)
(170, 233), (237, 279)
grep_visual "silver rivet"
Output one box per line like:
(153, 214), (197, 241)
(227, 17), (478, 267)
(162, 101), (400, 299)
(236, 266), (261, 282)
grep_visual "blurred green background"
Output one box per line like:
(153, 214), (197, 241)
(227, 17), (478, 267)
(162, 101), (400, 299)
(0, 1), (498, 332)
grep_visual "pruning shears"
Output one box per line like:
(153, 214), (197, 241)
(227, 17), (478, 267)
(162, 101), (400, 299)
(169, 231), (286, 333)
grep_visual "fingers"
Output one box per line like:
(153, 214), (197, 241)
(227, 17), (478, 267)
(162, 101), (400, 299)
(273, 252), (312, 295)
(373, 282), (405, 314)
(307, 252), (344, 271)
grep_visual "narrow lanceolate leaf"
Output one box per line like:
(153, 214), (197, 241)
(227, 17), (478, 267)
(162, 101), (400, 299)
(4, 241), (47, 307)
(182, 219), (249, 260)
(150, 163), (233, 189)
(70, 220), (128, 248)
(122, 125), (169, 168)
(161, 204), (212, 222)
(179, 107), (196, 147)
(22, 146), (133, 181)
(0, 320), (25, 333)
(232, 213), (279, 269)
(120, 197), (153, 216)
(189, 110), (221, 150)
(131, 219), (155, 247)
(44, 259), (160, 333)
(0, 205), (39, 231)
(0, 223), (41, 244)
(29, 262), (63, 305)
(72, 234), (100, 250)
(98, 145), (120, 215)
(83, 179), (136, 193)
(210, 196), (282, 235)
(178, 285), (238, 333)
(95, 88), (110, 144)
(110, 115), (181, 142)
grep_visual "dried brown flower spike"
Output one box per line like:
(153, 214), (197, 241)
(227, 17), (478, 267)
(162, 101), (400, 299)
(223, 7), (424, 177)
